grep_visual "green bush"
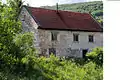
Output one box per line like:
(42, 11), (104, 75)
(39, 54), (103, 80)
(0, 54), (103, 80)
(32, 54), (85, 80)
(86, 47), (103, 66)
(83, 62), (103, 80)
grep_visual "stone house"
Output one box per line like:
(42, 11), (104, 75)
(19, 5), (103, 58)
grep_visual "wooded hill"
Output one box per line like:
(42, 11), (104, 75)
(41, 1), (103, 26)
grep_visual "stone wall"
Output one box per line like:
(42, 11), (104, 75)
(37, 29), (103, 58)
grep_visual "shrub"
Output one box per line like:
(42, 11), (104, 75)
(83, 62), (103, 80)
(33, 54), (86, 80)
(0, 53), (103, 80)
(86, 47), (103, 66)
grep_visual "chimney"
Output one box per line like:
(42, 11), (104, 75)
(27, 3), (29, 6)
(56, 3), (59, 14)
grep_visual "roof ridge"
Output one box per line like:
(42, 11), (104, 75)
(23, 5), (90, 15)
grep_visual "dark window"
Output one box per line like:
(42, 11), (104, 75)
(49, 48), (56, 56)
(51, 32), (57, 41)
(88, 35), (94, 42)
(73, 34), (79, 42)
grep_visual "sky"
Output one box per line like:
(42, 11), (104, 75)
(2, 0), (102, 7)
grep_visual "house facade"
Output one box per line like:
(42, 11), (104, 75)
(19, 6), (103, 58)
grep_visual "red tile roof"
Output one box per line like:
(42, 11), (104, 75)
(25, 6), (102, 32)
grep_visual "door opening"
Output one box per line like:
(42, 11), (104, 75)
(82, 49), (88, 58)
(49, 48), (56, 56)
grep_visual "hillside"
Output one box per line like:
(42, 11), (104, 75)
(41, 1), (103, 26)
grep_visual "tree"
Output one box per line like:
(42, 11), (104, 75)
(0, 0), (36, 71)
(7, 0), (23, 20)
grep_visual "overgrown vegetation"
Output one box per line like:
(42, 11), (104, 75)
(41, 1), (103, 26)
(0, 0), (103, 80)
(86, 47), (103, 66)
(0, 52), (103, 80)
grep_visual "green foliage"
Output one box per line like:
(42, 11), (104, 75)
(86, 47), (103, 66)
(92, 10), (103, 16)
(34, 54), (86, 80)
(0, 1), (19, 69)
(14, 32), (36, 57)
(0, 54), (103, 80)
(38, 54), (103, 80)
(0, 0), (36, 73)
(83, 62), (103, 80)
(0, 70), (28, 80)
(7, 0), (23, 20)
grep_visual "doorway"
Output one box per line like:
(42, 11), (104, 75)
(82, 49), (88, 58)
(49, 48), (56, 56)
